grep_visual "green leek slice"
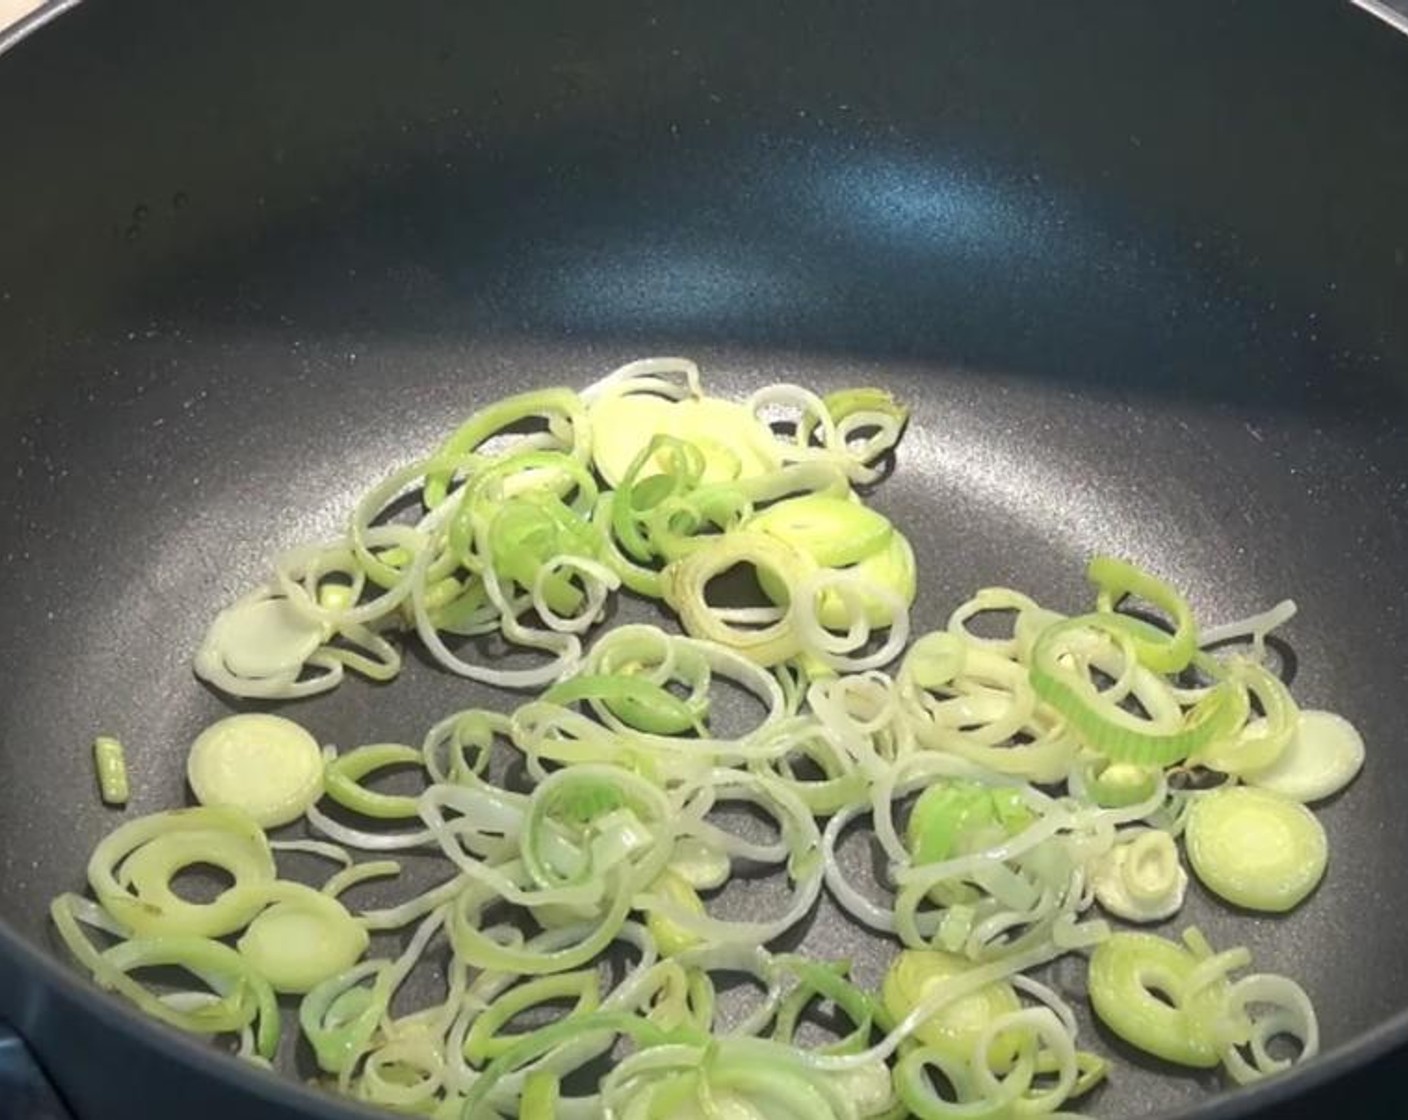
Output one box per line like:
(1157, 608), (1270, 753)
(880, 949), (1023, 1067)
(1030, 615), (1245, 766)
(906, 780), (1034, 867)
(323, 743), (424, 820)
(1184, 786), (1327, 912)
(1088, 555), (1197, 673)
(1088, 932), (1231, 1068)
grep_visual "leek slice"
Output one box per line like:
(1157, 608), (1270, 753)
(236, 883), (369, 994)
(906, 780), (1034, 868)
(1184, 786), (1327, 913)
(880, 949), (1023, 1066)
(747, 494), (893, 567)
(1243, 710), (1365, 804)
(1192, 661), (1298, 776)
(590, 393), (779, 488)
(1030, 615), (1244, 766)
(1088, 555), (1198, 673)
(662, 532), (814, 666)
(462, 970), (601, 1064)
(187, 714), (324, 828)
(324, 743), (424, 820)
(519, 1070), (561, 1119)
(55, 356), (1366, 1115)
(88, 806), (275, 938)
(643, 870), (708, 956)
(1092, 831), (1188, 923)
(1088, 931), (1231, 1068)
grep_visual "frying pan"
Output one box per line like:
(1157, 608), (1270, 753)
(2, 2), (1408, 1118)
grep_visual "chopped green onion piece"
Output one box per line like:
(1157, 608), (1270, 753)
(1185, 786), (1328, 912)
(93, 735), (130, 806)
(187, 714), (324, 828)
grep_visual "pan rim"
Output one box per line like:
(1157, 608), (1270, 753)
(0, 0), (80, 56)
(2, 911), (1405, 1120)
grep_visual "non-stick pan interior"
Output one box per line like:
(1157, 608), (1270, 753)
(2, 3), (1408, 1118)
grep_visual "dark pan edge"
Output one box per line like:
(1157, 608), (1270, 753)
(5, 911), (1406, 1120)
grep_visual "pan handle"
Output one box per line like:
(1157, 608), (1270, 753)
(0, 1021), (76, 1120)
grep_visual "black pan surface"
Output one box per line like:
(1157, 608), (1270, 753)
(2, 3), (1408, 1118)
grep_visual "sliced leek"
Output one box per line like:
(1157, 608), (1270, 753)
(1244, 710), (1365, 803)
(187, 714), (324, 828)
(236, 883), (369, 994)
(1092, 831), (1188, 923)
(1185, 786), (1328, 912)
(1088, 930), (1235, 1068)
(49, 361), (1360, 1118)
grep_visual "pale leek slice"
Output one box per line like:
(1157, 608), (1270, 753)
(204, 595), (329, 679)
(187, 714), (325, 828)
(1243, 710), (1365, 804)
(236, 883), (369, 994)
(746, 494), (893, 566)
(643, 869), (708, 956)
(87, 806), (275, 938)
(590, 394), (779, 488)
(1092, 831), (1188, 923)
